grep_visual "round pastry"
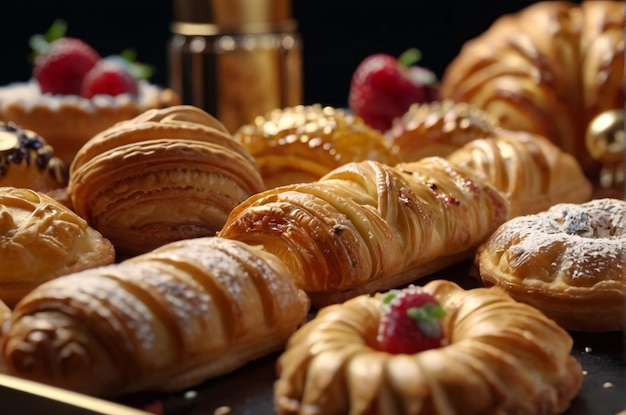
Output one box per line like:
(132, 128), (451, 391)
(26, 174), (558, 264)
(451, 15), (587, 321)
(0, 80), (180, 164)
(388, 100), (500, 163)
(275, 279), (582, 415)
(0, 121), (68, 193)
(234, 104), (399, 189)
(475, 198), (626, 332)
(68, 105), (266, 257)
(0, 187), (115, 308)
(440, 0), (625, 178)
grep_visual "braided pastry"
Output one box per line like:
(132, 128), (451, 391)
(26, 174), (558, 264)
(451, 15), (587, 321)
(219, 157), (508, 307)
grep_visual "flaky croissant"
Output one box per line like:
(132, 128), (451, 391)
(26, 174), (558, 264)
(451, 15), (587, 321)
(446, 129), (593, 218)
(68, 105), (265, 257)
(219, 157), (509, 307)
(275, 279), (582, 415)
(0, 237), (310, 397)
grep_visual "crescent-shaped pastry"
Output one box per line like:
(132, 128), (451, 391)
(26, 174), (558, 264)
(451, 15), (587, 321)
(219, 157), (509, 307)
(275, 279), (582, 415)
(68, 105), (265, 257)
(0, 237), (310, 397)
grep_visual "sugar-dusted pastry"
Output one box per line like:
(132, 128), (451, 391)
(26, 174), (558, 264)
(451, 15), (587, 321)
(475, 198), (626, 332)
(0, 122), (68, 193)
(275, 280), (582, 415)
(0, 237), (310, 397)
(68, 105), (265, 257)
(440, 1), (625, 177)
(388, 100), (500, 163)
(219, 157), (509, 307)
(234, 104), (399, 188)
(447, 129), (593, 218)
(0, 187), (115, 308)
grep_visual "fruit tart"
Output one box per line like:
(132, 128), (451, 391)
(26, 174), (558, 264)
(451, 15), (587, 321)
(0, 20), (179, 164)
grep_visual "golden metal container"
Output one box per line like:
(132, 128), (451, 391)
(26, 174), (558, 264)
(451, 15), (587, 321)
(168, 0), (303, 133)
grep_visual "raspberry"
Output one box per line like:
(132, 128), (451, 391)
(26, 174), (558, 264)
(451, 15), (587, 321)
(377, 285), (446, 354)
(80, 60), (138, 99)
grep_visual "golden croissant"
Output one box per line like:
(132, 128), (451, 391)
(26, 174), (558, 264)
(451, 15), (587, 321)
(219, 157), (509, 307)
(0, 237), (310, 397)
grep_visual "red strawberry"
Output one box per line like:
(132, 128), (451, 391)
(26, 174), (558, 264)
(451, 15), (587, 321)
(33, 37), (101, 95)
(377, 285), (446, 354)
(80, 60), (139, 98)
(348, 49), (439, 132)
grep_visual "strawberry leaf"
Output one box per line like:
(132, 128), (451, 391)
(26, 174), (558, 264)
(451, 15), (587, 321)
(398, 48), (422, 68)
(28, 19), (68, 63)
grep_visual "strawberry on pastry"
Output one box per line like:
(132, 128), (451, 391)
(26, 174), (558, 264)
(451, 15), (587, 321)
(80, 60), (138, 98)
(349, 49), (439, 132)
(377, 284), (447, 354)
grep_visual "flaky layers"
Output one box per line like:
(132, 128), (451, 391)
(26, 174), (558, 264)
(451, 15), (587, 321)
(275, 279), (582, 415)
(219, 157), (508, 307)
(0, 237), (310, 397)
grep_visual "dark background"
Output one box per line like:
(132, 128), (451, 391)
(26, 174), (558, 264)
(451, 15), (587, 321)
(0, 0), (581, 108)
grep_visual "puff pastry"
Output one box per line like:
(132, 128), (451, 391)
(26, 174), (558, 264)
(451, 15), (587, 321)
(219, 157), (509, 307)
(69, 105), (265, 257)
(0, 237), (310, 397)
(447, 129), (593, 218)
(475, 198), (626, 332)
(0, 187), (115, 308)
(275, 279), (582, 415)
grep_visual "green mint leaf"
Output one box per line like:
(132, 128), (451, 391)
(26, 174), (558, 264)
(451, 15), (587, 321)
(398, 48), (422, 68)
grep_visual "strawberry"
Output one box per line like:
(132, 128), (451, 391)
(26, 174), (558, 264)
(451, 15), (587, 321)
(348, 49), (439, 132)
(377, 285), (446, 354)
(80, 60), (138, 98)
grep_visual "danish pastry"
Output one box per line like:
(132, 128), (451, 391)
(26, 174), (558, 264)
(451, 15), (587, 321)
(0, 237), (310, 397)
(275, 279), (582, 415)
(475, 198), (626, 332)
(0, 187), (115, 308)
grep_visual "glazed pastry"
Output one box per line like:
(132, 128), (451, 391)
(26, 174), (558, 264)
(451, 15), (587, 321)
(0, 237), (310, 397)
(440, 1), (625, 177)
(0, 299), (9, 329)
(234, 104), (399, 188)
(447, 129), (593, 218)
(0, 122), (67, 193)
(475, 198), (626, 332)
(0, 80), (179, 164)
(68, 105), (265, 257)
(0, 187), (115, 308)
(219, 157), (509, 307)
(275, 279), (582, 415)
(388, 100), (500, 163)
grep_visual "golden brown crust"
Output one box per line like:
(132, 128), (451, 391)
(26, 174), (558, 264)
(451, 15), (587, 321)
(0, 237), (310, 397)
(68, 105), (265, 257)
(219, 157), (509, 308)
(0, 187), (115, 308)
(0, 81), (180, 164)
(475, 198), (626, 332)
(234, 104), (399, 189)
(275, 279), (582, 415)
(440, 1), (625, 178)
(447, 129), (593, 218)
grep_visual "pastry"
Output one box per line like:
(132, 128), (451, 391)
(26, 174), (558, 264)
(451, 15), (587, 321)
(447, 129), (593, 218)
(475, 198), (626, 332)
(233, 104), (399, 188)
(219, 157), (509, 308)
(388, 100), (500, 163)
(0, 187), (115, 308)
(275, 279), (582, 415)
(0, 237), (310, 397)
(68, 105), (265, 257)
(440, 0), (625, 178)
(0, 121), (68, 193)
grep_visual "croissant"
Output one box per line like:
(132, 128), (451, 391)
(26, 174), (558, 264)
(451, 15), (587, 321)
(446, 129), (593, 218)
(0, 237), (310, 397)
(68, 105), (265, 257)
(219, 157), (509, 307)
(234, 104), (399, 188)
(274, 279), (583, 415)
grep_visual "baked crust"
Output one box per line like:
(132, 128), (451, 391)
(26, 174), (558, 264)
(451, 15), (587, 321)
(275, 279), (583, 415)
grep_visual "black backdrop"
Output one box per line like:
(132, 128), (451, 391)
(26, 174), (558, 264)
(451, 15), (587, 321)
(1, 0), (582, 108)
